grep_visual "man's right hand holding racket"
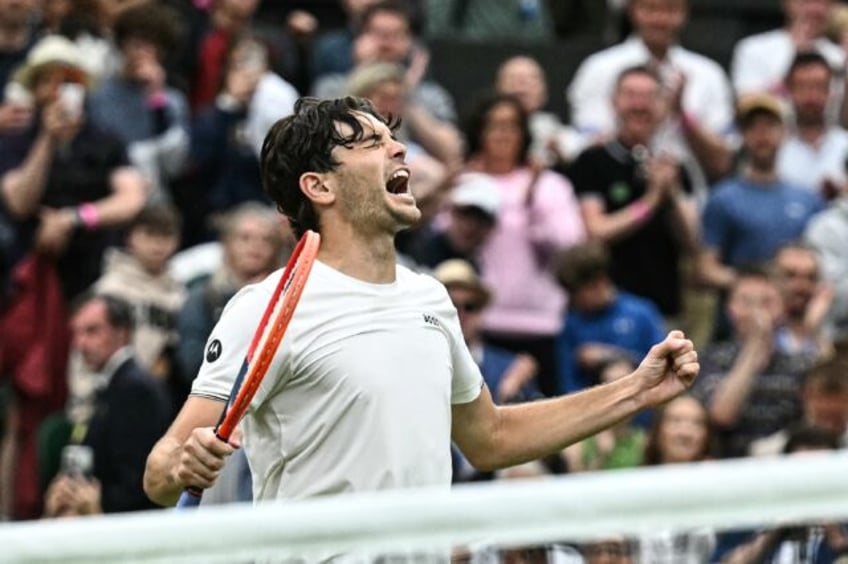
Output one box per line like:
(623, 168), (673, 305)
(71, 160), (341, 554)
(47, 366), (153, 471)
(174, 426), (242, 492)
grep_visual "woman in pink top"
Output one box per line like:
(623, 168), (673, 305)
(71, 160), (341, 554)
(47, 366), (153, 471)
(463, 92), (585, 396)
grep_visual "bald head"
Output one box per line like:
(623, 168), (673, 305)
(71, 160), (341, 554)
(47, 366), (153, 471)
(495, 56), (547, 113)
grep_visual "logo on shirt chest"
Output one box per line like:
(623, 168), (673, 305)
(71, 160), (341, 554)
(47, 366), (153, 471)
(423, 313), (442, 329)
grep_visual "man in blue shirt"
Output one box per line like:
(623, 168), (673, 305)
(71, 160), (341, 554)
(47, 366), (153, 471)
(698, 93), (824, 292)
(553, 241), (666, 395)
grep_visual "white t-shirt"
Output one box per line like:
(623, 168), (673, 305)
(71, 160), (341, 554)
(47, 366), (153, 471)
(777, 127), (848, 194)
(731, 29), (845, 97)
(566, 36), (734, 196)
(191, 261), (484, 502)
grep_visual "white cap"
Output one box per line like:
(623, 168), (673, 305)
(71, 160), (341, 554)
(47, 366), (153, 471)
(449, 173), (501, 218)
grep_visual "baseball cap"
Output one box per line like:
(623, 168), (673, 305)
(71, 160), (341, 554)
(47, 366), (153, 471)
(433, 259), (491, 307)
(736, 93), (785, 126)
(449, 173), (501, 219)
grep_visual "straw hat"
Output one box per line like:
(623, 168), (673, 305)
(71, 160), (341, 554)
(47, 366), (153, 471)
(12, 35), (89, 91)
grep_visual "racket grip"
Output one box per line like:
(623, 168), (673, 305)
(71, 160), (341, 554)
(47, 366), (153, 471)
(176, 487), (203, 509)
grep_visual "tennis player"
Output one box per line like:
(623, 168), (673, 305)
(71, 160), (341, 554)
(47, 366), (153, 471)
(143, 97), (699, 506)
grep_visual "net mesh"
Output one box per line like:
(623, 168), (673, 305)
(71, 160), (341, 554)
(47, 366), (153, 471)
(3, 451), (848, 563)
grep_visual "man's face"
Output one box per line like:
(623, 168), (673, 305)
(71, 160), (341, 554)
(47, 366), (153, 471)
(785, 0), (832, 36)
(447, 285), (485, 344)
(365, 79), (406, 120)
(0, 0), (36, 28)
(774, 247), (819, 319)
(447, 206), (494, 254)
(71, 300), (128, 372)
(362, 11), (411, 63)
(496, 57), (547, 114)
(741, 113), (785, 171)
(571, 277), (614, 313)
(325, 111), (420, 235)
(613, 72), (662, 143)
(226, 215), (280, 281)
(727, 276), (784, 336)
(128, 227), (179, 276)
(804, 387), (848, 435)
(787, 62), (831, 125)
(630, 0), (687, 52)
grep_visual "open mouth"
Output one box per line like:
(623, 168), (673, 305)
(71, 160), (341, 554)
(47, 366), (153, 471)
(386, 169), (410, 194)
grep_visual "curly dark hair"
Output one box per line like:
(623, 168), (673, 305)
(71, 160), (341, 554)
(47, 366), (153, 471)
(113, 1), (183, 57)
(462, 91), (532, 165)
(260, 96), (400, 238)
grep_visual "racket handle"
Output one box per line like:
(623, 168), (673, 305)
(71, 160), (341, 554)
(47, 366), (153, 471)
(176, 487), (203, 509)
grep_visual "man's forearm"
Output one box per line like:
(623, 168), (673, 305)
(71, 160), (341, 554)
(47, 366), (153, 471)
(709, 345), (763, 427)
(1, 133), (54, 218)
(143, 436), (184, 507)
(480, 375), (644, 471)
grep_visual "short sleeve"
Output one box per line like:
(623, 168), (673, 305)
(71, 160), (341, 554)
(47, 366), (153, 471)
(436, 289), (483, 404)
(701, 190), (730, 252)
(190, 284), (269, 402)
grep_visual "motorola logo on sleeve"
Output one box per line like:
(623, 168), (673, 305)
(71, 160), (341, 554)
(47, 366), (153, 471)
(206, 339), (223, 363)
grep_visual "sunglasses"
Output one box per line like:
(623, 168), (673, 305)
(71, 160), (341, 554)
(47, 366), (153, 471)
(454, 301), (483, 314)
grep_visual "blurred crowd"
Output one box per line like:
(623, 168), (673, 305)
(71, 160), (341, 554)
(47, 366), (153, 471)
(1, 0), (848, 562)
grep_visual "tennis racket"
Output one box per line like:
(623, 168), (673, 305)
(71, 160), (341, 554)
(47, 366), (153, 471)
(177, 229), (320, 508)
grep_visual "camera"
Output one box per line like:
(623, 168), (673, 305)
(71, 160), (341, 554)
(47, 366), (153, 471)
(59, 83), (85, 119)
(60, 445), (94, 478)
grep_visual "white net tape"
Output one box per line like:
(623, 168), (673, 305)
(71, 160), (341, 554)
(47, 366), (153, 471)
(3, 451), (848, 563)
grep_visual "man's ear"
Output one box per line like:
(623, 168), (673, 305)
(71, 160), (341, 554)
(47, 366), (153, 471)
(299, 172), (335, 206)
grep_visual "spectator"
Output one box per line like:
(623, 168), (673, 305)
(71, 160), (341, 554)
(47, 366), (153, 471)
(697, 94), (824, 294)
(464, 92), (586, 397)
(188, 35), (298, 227)
(804, 188), (848, 340)
(313, 1), (457, 125)
(88, 1), (189, 202)
(692, 267), (819, 458)
(43, 294), (170, 516)
(772, 242), (834, 357)
(731, 0), (843, 98)
(311, 0), (382, 81)
(174, 203), (292, 388)
(638, 394), (715, 563)
(0, 34), (147, 304)
(750, 353), (848, 456)
(434, 259), (539, 405)
(553, 240), (666, 395)
(777, 51), (848, 197)
(424, 0), (555, 42)
(494, 55), (587, 168)
(723, 424), (848, 563)
(409, 172), (500, 271)
(564, 356), (647, 471)
(567, 0), (734, 189)
(0, 0), (38, 135)
(567, 66), (697, 320)
(347, 61), (462, 170)
(90, 204), (185, 393)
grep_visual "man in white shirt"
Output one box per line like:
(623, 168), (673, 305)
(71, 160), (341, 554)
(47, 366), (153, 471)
(777, 51), (848, 196)
(567, 0), (734, 193)
(731, 0), (844, 98)
(143, 97), (700, 513)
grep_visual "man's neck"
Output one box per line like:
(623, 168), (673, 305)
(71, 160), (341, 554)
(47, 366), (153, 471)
(641, 37), (672, 61)
(796, 119), (826, 146)
(744, 163), (778, 184)
(617, 131), (650, 150)
(317, 227), (399, 284)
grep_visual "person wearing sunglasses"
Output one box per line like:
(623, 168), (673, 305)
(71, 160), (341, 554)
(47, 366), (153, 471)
(434, 258), (540, 406)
